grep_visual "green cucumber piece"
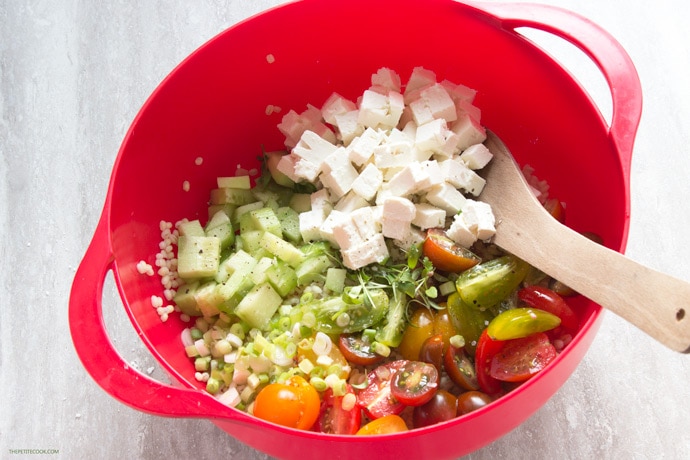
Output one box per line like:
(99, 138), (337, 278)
(178, 220), (205, 237)
(194, 281), (223, 317)
(259, 232), (305, 267)
(209, 187), (255, 206)
(249, 207), (282, 237)
(374, 290), (408, 347)
(303, 288), (389, 335)
(265, 259), (298, 297)
(276, 206), (302, 244)
(265, 150), (294, 188)
(289, 193), (312, 213)
(217, 175), (251, 189)
(177, 235), (221, 279)
(205, 211), (234, 250)
(325, 267), (347, 294)
(296, 255), (334, 286)
(173, 281), (201, 317)
(234, 283), (283, 330)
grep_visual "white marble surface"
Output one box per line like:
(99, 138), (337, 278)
(2, 1), (690, 459)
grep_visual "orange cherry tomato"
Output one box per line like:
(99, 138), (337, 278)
(423, 228), (481, 273)
(398, 307), (435, 361)
(356, 414), (409, 435)
(432, 307), (457, 351)
(253, 375), (320, 430)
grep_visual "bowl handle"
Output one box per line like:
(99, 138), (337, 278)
(69, 211), (252, 422)
(464, 1), (642, 182)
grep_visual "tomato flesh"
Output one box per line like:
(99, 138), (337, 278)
(390, 361), (439, 406)
(356, 360), (407, 419)
(253, 375), (320, 430)
(339, 333), (385, 366)
(423, 228), (481, 272)
(314, 385), (361, 435)
(444, 345), (479, 391)
(490, 332), (557, 382)
(356, 414), (409, 435)
(475, 329), (504, 395)
(518, 285), (579, 333)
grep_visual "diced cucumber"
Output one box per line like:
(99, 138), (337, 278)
(207, 203), (237, 223)
(259, 232), (305, 267)
(205, 211), (234, 250)
(209, 187), (255, 206)
(251, 188), (281, 207)
(276, 206), (301, 244)
(265, 259), (298, 297)
(296, 255), (334, 286)
(249, 207), (282, 237)
(194, 281), (223, 317)
(177, 235), (221, 279)
(250, 257), (275, 285)
(264, 150), (294, 188)
(215, 249), (256, 284)
(301, 241), (335, 258)
(289, 193), (312, 213)
(217, 175), (251, 189)
(238, 206), (262, 234)
(325, 268), (347, 294)
(374, 290), (408, 347)
(236, 230), (264, 255)
(173, 281), (201, 316)
(234, 283), (283, 330)
(178, 220), (205, 237)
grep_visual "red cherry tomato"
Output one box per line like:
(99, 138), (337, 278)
(490, 332), (557, 382)
(419, 334), (444, 375)
(314, 385), (361, 435)
(356, 414), (409, 435)
(456, 391), (493, 415)
(423, 228), (481, 272)
(253, 375), (321, 430)
(339, 333), (385, 366)
(412, 389), (457, 428)
(444, 344), (479, 391)
(356, 360), (408, 419)
(475, 329), (504, 396)
(518, 285), (579, 333)
(390, 361), (439, 407)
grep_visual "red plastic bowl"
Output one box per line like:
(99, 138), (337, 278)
(69, 1), (641, 459)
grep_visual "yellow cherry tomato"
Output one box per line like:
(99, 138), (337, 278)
(253, 375), (320, 430)
(356, 414), (409, 435)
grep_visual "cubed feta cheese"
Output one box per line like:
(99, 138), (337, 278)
(293, 130), (339, 165)
(381, 197), (415, 240)
(371, 67), (402, 94)
(351, 206), (380, 238)
(276, 153), (299, 182)
(440, 79), (477, 103)
(387, 160), (443, 196)
(332, 217), (363, 249)
(320, 147), (359, 199)
(460, 143), (493, 170)
(404, 67), (437, 103)
(300, 209), (328, 242)
(352, 163), (383, 201)
(319, 210), (346, 247)
(278, 105), (336, 148)
(392, 225), (426, 250)
(446, 214), (477, 248)
(412, 203), (446, 230)
(461, 199), (496, 241)
(347, 127), (383, 166)
(424, 182), (467, 215)
(439, 158), (486, 196)
(416, 119), (461, 158)
(341, 234), (389, 269)
(334, 110), (364, 146)
(358, 90), (404, 129)
(334, 190), (370, 213)
(321, 93), (357, 125)
(451, 113), (487, 152)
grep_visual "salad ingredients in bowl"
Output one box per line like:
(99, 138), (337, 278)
(144, 66), (582, 434)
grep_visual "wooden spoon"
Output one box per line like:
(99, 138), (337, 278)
(479, 131), (690, 353)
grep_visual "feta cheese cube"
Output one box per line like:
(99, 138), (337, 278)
(341, 233), (389, 270)
(451, 113), (487, 152)
(460, 143), (493, 170)
(278, 105), (336, 148)
(461, 200), (496, 240)
(321, 93), (357, 125)
(347, 127), (383, 166)
(416, 119), (461, 158)
(371, 67), (402, 94)
(440, 79), (477, 103)
(393, 225), (426, 250)
(404, 67), (437, 103)
(293, 130), (338, 165)
(276, 153), (299, 182)
(319, 210), (346, 247)
(332, 217), (363, 249)
(439, 159), (486, 196)
(424, 182), (467, 215)
(334, 190), (370, 213)
(334, 110), (364, 146)
(412, 203), (446, 230)
(381, 197), (415, 240)
(320, 147), (359, 199)
(446, 214), (476, 248)
(351, 206), (380, 238)
(358, 90), (404, 129)
(300, 209), (328, 242)
(387, 160), (443, 196)
(352, 163), (383, 201)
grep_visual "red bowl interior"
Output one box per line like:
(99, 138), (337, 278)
(101, 0), (628, 458)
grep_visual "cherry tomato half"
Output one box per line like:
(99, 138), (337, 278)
(356, 414), (409, 435)
(391, 361), (439, 406)
(253, 375), (321, 430)
(490, 332), (557, 382)
(314, 385), (361, 435)
(356, 360), (408, 419)
(444, 344), (479, 391)
(419, 334), (444, 375)
(412, 389), (457, 429)
(486, 307), (561, 341)
(518, 285), (579, 333)
(423, 228), (481, 272)
(339, 333), (385, 366)
(475, 329), (504, 396)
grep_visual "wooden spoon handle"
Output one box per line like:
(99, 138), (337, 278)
(494, 206), (690, 353)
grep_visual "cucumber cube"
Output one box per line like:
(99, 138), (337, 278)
(259, 232), (305, 268)
(217, 175), (251, 189)
(209, 187), (255, 206)
(178, 220), (205, 237)
(177, 235), (221, 279)
(265, 259), (298, 297)
(250, 257), (276, 285)
(325, 268), (347, 294)
(289, 193), (312, 213)
(194, 281), (223, 317)
(296, 255), (334, 286)
(249, 207), (282, 237)
(215, 249), (255, 283)
(276, 206), (302, 244)
(173, 281), (202, 316)
(234, 283), (283, 330)
(205, 210), (235, 250)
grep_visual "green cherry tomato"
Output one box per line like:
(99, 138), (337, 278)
(486, 307), (561, 341)
(446, 292), (494, 355)
(455, 255), (530, 311)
